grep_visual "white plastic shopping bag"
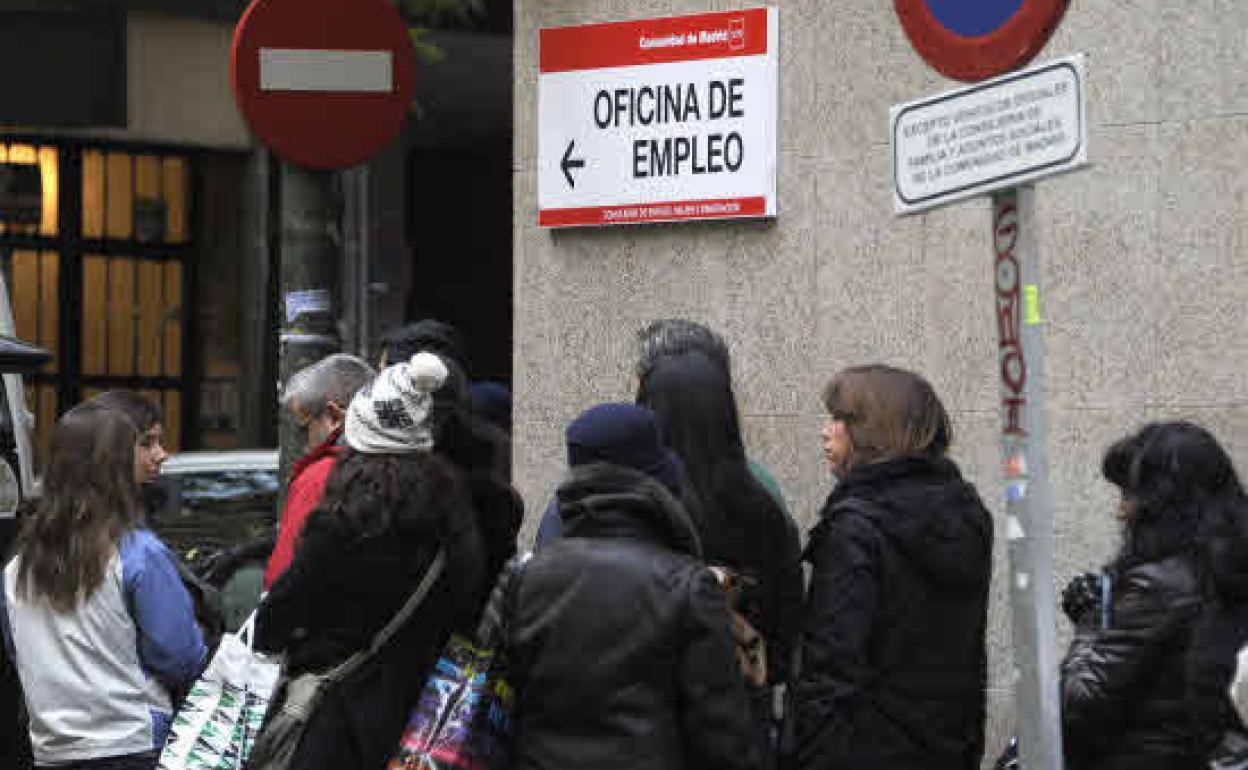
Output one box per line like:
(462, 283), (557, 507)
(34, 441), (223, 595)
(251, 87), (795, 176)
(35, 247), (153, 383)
(159, 613), (281, 770)
(1231, 643), (1248, 725)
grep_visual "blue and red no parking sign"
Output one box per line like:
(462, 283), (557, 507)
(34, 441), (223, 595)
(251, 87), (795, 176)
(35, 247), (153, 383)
(894, 0), (1070, 81)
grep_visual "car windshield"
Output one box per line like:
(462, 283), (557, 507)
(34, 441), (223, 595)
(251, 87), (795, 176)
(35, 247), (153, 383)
(181, 469), (279, 504)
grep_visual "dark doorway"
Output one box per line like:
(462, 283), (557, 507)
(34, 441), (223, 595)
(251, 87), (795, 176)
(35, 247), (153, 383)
(401, 13), (513, 387)
(405, 143), (512, 383)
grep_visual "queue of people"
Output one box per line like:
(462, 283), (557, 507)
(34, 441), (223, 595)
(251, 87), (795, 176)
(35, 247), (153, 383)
(2, 317), (1247, 770)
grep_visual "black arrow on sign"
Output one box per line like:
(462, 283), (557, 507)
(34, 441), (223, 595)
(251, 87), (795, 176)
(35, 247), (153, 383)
(562, 140), (585, 188)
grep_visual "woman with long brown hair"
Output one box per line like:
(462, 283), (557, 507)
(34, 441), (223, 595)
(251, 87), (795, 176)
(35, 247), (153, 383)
(1, 405), (206, 770)
(793, 365), (993, 770)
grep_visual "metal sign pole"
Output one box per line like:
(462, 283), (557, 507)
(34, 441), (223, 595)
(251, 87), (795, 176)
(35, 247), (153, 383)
(992, 185), (1064, 770)
(276, 163), (342, 492)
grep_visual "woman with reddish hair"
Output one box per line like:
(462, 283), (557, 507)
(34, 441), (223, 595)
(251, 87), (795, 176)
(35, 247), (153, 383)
(794, 365), (993, 770)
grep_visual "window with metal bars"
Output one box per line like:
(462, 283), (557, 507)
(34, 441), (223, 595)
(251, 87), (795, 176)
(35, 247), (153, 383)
(0, 138), (199, 468)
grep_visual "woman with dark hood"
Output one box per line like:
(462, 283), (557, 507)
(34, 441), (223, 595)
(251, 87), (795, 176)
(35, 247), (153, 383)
(1061, 421), (1248, 770)
(383, 319), (521, 575)
(637, 349), (803, 752)
(427, 381), (520, 580)
(508, 403), (764, 770)
(254, 353), (490, 770)
(794, 365), (993, 770)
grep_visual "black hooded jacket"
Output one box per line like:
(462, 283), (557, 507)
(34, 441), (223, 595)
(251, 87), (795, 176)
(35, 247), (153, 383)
(794, 455), (993, 770)
(508, 463), (765, 770)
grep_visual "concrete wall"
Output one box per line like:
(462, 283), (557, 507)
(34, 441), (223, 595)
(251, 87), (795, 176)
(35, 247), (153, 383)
(26, 13), (255, 149)
(513, 0), (1248, 760)
(124, 14), (253, 149)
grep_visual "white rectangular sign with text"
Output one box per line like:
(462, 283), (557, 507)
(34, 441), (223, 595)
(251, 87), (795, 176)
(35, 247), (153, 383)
(891, 54), (1088, 215)
(538, 8), (778, 228)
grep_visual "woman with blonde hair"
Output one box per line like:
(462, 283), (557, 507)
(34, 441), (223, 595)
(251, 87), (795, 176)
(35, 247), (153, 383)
(793, 365), (993, 770)
(1, 405), (206, 770)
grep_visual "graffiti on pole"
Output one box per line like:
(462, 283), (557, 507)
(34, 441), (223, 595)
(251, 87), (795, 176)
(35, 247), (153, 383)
(995, 197), (1026, 436)
(995, 193), (1032, 505)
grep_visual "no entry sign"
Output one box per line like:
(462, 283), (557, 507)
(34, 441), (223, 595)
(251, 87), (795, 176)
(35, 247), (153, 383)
(538, 9), (779, 228)
(231, 0), (415, 170)
(894, 0), (1070, 82)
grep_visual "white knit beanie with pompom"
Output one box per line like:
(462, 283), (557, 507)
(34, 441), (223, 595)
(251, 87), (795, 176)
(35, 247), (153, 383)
(345, 351), (448, 454)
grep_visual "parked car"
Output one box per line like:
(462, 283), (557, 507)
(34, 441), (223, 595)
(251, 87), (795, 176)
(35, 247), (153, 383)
(0, 263), (51, 557)
(0, 332), (51, 770)
(0, 335), (49, 555)
(150, 449), (280, 629)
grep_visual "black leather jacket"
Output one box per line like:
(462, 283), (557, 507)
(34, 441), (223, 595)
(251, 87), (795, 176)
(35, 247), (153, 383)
(1061, 553), (1211, 770)
(508, 463), (764, 770)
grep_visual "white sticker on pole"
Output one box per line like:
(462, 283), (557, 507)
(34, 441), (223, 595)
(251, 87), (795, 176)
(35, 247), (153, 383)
(538, 8), (779, 228)
(284, 289), (331, 323)
(890, 53), (1088, 215)
(1006, 515), (1026, 541)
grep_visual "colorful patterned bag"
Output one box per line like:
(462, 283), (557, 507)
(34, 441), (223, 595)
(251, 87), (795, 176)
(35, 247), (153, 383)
(387, 553), (529, 770)
(158, 613), (279, 770)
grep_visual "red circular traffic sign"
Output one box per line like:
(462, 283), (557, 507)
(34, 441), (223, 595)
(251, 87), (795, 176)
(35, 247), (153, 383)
(894, 0), (1070, 82)
(231, 0), (415, 169)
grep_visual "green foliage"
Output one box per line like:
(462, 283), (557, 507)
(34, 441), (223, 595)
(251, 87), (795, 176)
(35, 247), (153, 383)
(407, 28), (446, 64)
(394, 0), (484, 64)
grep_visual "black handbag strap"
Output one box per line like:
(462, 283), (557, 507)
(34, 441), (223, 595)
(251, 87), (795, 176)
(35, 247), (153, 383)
(324, 548), (447, 684)
(474, 551), (531, 649)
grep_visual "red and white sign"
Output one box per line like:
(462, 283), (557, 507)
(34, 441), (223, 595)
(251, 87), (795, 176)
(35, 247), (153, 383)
(894, 0), (1071, 82)
(231, 0), (415, 170)
(538, 9), (779, 228)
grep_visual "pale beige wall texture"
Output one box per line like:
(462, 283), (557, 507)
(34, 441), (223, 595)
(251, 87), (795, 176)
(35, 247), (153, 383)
(22, 14), (255, 149)
(124, 14), (253, 149)
(14, 15), (254, 149)
(513, 0), (1248, 760)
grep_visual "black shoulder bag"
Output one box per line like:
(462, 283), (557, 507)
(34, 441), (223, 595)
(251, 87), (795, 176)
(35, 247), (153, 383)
(247, 549), (447, 770)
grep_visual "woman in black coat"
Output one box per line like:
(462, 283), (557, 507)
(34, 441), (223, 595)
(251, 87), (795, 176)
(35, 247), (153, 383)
(508, 403), (764, 770)
(1061, 421), (1248, 770)
(794, 365), (993, 770)
(255, 353), (489, 770)
(638, 351), (804, 698)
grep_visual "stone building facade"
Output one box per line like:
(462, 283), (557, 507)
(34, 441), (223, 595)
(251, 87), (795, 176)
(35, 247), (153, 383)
(512, 0), (1248, 757)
